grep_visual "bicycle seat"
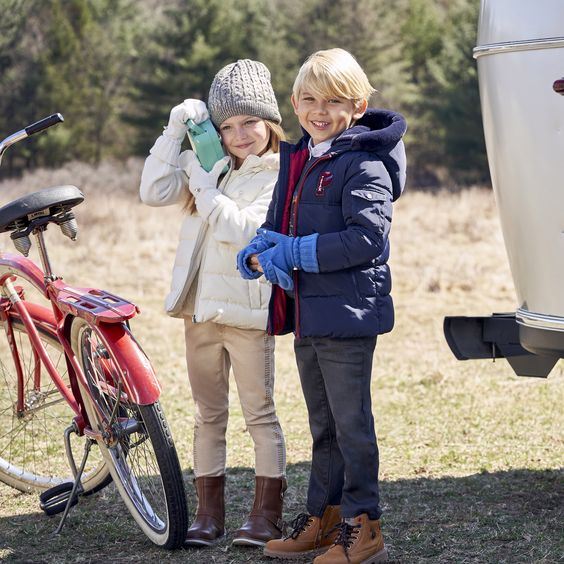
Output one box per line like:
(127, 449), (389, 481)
(0, 185), (84, 233)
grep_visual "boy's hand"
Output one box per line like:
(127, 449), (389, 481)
(256, 230), (298, 270)
(261, 260), (294, 290)
(256, 229), (320, 290)
(256, 229), (320, 274)
(256, 230), (298, 290)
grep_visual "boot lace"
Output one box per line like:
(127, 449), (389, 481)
(286, 512), (312, 539)
(328, 520), (360, 561)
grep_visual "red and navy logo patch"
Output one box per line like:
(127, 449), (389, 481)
(316, 171), (334, 196)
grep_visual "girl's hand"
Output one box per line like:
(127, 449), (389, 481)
(247, 254), (263, 273)
(237, 233), (273, 280)
(165, 99), (209, 141)
(186, 156), (230, 195)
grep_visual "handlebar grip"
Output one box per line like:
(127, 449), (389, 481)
(25, 113), (64, 136)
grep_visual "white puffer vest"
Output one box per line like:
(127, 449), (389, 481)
(139, 134), (276, 330)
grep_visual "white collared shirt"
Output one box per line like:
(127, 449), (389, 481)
(308, 137), (336, 158)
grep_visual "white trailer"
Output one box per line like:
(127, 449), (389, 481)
(444, 0), (564, 377)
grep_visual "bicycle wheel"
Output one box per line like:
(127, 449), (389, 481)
(70, 317), (187, 549)
(0, 313), (110, 492)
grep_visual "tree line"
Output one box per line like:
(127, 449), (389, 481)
(0, 0), (488, 186)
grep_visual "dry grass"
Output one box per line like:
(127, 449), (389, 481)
(0, 160), (562, 563)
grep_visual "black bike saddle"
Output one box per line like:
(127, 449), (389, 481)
(0, 185), (84, 233)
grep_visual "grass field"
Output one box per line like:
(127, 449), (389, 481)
(0, 160), (562, 563)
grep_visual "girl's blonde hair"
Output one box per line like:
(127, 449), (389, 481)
(183, 119), (285, 215)
(293, 48), (375, 103)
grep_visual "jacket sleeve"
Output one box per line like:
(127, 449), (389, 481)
(139, 134), (191, 207)
(316, 156), (393, 272)
(195, 177), (276, 246)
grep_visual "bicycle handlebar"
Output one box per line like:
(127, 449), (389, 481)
(25, 113), (64, 136)
(0, 113), (65, 165)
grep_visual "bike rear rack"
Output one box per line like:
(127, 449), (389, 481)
(53, 281), (139, 324)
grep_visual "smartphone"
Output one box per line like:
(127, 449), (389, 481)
(186, 118), (228, 173)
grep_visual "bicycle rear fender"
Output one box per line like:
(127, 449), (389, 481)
(93, 322), (161, 405)
(54, 285), (162, 403)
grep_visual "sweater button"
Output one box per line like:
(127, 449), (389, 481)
(366, 193), (372, 199)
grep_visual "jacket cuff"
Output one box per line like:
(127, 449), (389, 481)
(149, 134), (182, 166)
(297, 233), (319, 273)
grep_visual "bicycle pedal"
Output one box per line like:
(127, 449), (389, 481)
(39, 482), (79, 516)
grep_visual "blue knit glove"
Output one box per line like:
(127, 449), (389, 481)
(262, 261), (294, 290)
(256, 229), (319, 290)
(236, 234), (273, 279)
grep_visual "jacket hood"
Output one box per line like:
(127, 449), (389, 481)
(338, 108), (406, 151)
(333, 108), (407, 201)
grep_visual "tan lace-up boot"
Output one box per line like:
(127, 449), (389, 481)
(313, 514), (387, 563)
(263, 505), (341, 559)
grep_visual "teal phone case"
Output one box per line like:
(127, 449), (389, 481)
(186, 119), (228, 173)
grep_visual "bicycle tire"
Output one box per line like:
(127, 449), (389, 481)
(0, 314), (111, 493)
(70, 317), (187, 549)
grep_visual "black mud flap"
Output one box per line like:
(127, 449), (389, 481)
(443, 313), (558, 378)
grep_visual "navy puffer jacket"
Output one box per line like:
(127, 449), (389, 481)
(263, 108), (407, 338)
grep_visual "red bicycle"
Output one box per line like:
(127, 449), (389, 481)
(0, 114), (187, 548)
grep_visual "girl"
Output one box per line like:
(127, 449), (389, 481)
(139, 60), (287, 548)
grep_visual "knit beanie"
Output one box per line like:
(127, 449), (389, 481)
(208, 59), (281, 127)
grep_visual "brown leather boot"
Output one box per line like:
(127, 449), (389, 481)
(263, 505), (341, 559)
(313, 514), (387, 563)
(232, 476), (287, 546)
(183, 476), (226, 547)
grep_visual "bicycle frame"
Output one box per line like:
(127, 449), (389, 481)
(0, 249), (162, 436)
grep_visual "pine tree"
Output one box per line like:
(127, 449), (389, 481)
(37, 0), (143, 165)
(0, 0), (51, 175)
(399, 0), (445, 184)
(429, 0), (487, 183)
(126, 0), (267, 154)
(400, 0), (487, 185)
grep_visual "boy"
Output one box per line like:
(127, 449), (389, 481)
(238, 48), (406, 563)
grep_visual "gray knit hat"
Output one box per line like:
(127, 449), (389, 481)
(208, 59), (281, 126)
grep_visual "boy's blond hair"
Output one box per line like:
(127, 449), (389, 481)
(292, 48), (375, 103)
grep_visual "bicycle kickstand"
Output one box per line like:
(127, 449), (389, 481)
(53, 435), (94, 535)
(40, 428), (94, 533)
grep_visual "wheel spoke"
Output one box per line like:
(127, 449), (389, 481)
(77, 324), (169, 532)
(0, 317), (108, 491)
(0, 422), (26, 456)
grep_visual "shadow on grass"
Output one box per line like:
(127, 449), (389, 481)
(0, 464), (561, 563)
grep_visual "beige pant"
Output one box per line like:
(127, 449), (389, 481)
(184, 318), (286, 478)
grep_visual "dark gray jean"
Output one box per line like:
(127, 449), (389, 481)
(294, 336), (382, 520)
